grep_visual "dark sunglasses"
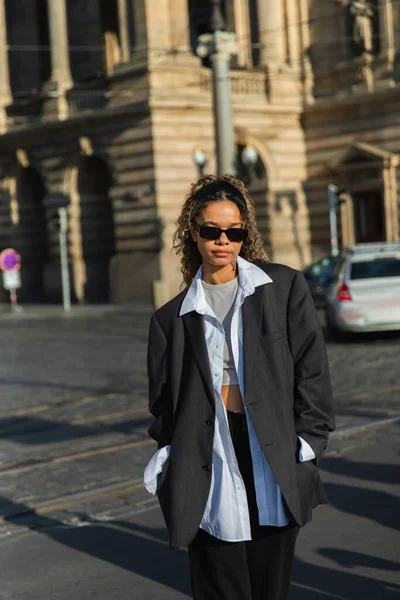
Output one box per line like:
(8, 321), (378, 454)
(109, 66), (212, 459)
(198, 225), (248, 243)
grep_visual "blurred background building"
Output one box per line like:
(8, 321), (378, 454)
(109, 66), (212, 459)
(0, 0), (399, 305)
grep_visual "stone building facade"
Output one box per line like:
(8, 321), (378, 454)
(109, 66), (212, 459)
(0, 0), (399, 305)
(304, 0), (400, 254)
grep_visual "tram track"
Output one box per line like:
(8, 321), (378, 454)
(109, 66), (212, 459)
(0, 427), (152, 475)
(0, 391), (124, 420)
(3, 381), (395, 422)
(1, 416), (398, 530)
(1, 404), (399, 477)
(0, 394), (152, 476)
(0, 478), (147, 524)
(0, 402), (149, 438)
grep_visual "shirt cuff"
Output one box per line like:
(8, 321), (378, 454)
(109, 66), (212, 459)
(143, 445), (171, 495)
(298, 436), (316, 462)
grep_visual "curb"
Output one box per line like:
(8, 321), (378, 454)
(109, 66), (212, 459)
(0, 303), (153, 320)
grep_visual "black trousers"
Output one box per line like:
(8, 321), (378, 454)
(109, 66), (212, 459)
(188, 411), (299, 600)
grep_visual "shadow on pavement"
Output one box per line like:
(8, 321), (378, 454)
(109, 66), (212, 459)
(0, 414), (151, 445)
(290, 555), (400, 599)
(1, 497), (191, 598)
(318, 548), (400, 571)
(48, 522), (192, 597)
(324, 482), (400, 531)
(1, 492), (399, 599)
(321, 456), (400, 485)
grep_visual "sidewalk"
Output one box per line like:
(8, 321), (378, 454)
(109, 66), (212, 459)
(0, 301), (153, 320)
(1, 424), (399, 600)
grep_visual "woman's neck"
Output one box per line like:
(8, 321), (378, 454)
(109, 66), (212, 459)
(202, 262), (237, 285)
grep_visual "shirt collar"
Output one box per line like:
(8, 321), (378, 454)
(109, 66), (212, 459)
(179, 256), (273, 316)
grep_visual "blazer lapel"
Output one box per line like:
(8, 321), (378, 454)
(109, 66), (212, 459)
(242, 286), (264, 391)
(182, 311), (215, 405)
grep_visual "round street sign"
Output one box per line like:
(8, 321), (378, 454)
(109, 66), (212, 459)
(0, 248), (21, 272)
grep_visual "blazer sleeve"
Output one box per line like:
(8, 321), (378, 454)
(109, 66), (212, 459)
(147, 313), (172, 449)
(287, 271), (335, 458)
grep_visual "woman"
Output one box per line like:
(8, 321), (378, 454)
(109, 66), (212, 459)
(144, 175), (335, 600)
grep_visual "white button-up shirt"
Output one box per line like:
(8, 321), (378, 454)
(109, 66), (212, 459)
(144, 256), (315, 541)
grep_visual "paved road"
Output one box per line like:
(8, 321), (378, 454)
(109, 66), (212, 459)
(1, 424), (399, 599)
(0, 307), (399, 598)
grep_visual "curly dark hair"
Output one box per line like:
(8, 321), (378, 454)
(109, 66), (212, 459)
(172, 174), (269, 287)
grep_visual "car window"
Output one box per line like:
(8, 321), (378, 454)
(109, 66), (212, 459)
(350, 258), (400, 280)
(306, 258), (338, 285)
(334, 258), (346, 279)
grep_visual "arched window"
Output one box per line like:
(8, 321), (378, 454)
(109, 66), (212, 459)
(237, 144), (270, 252)
(74, 155), (115, 302)
(13, 166), (47, 301)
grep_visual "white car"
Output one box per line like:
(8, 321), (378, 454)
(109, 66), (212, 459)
(325, 242), (400, 336)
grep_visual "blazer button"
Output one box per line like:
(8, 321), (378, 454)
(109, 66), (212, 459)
(202, 464), (211, 472)
(205, 419), (213, 426)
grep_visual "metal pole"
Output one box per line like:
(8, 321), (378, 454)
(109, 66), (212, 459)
(196, 2), (238, 177)
(328, 184), (339, 257)
(58, 207), (71, 312)
(10, 288), (17, 308)
(211, 35), (236, 176)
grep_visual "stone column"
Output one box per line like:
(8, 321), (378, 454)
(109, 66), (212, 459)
(340, 193), (355, 247)
(168, 0), (190, 50)
(285, 0), (300, 68)
(117, 0), (131, 62)
(233, 0), (252, 67)
(379, 0), (395, 67)
(0, 0), (12, 133)
(258, 0), (285, 66)
(46, 0), (72, 118)
(131, 0), (170, 65)
(143, 0), (171, 56)
(298, 0), (314, 102)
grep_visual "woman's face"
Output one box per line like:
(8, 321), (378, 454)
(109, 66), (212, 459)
(191, 200), (245, 270)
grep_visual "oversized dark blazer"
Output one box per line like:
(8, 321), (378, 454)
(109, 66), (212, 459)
(147, 261), (335, 548)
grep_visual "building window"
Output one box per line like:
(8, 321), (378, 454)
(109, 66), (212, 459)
(36, 0), (51, 86)
(393, 4), (400, 57)
(100, 0), (121, 73)
(5, 0), (51, 95)
(127, 0), (136, 54)
(188, 0), (228, 57)
(248, 0), (260, 66)
(67, 0), (104, 81)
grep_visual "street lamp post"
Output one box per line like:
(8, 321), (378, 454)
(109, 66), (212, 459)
(241, 144), (258, 183)
(196, 1), (238, 177)
(328, 184), (346, 257)
(58, 207), (71, 312)
(192, 147), (208, 178)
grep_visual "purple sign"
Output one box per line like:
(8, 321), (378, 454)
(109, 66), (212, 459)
(0, 248), (21, 272)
